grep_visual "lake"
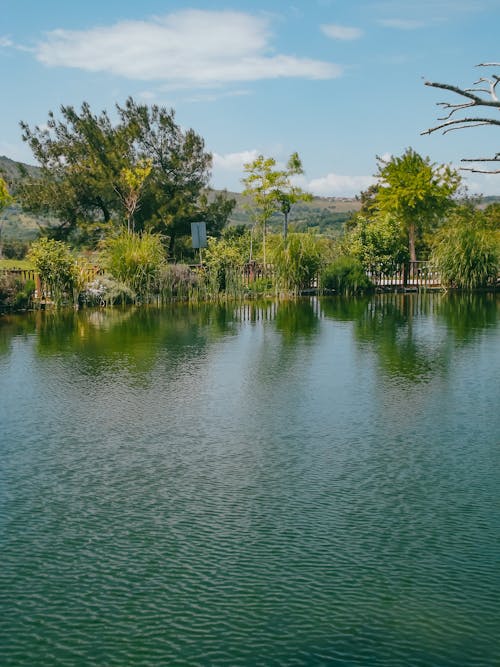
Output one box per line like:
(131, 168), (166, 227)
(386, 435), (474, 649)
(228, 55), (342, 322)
(1, 293), (499, 666)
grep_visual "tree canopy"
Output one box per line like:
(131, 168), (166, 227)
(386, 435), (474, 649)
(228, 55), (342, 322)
(18, 98), (234, 255)
(374, 148), (461, 262)
(241, 152), (311, 261)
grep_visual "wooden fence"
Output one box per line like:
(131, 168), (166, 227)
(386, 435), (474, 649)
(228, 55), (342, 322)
(366, 261), (441, 289)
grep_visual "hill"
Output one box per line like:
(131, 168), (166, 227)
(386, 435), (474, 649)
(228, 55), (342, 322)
(0, 155), (362, 240)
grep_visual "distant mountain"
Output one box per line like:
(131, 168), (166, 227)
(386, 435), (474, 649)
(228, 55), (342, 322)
(0, 155), (40, 184)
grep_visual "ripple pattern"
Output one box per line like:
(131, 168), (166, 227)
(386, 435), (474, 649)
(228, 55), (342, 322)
(1, 296), (499, 666)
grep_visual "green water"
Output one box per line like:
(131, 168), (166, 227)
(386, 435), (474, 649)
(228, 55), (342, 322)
(1, 293), (499, 666)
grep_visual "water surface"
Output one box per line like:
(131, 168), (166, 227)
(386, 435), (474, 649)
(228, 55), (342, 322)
(1, 293), (499, 666)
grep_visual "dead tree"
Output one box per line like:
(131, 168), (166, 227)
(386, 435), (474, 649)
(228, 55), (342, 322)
(422, 63), (500, 173)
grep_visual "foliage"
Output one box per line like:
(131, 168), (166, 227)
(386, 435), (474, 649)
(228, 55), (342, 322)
(158, 264), (200, 301)
(19, 98), (233, 254)
(1, 239), (29, 260)
(99, 231), (166, 300)
(0, 273), (35, 309)
(117, 158), (153, 233)
(28, 237), (76, 305)
(204, 235), (249, 294)
(431, 206), (499, 288)
(375, 148), (461, 261)
(0, 176), (12, 211)
(269, 232), (325, 293)
(321, 256), (373, 295)
(242, 153), (311, 261)
(345, 213), (408, 272)
(80, 275), (136, 306)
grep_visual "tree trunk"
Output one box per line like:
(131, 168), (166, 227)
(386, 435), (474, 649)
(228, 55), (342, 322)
(408, 222), (417, 263)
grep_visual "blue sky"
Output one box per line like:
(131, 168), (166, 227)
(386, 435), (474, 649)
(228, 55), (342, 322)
(1, 0), (500, 196)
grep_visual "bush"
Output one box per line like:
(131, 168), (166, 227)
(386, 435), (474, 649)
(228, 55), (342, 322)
(321, 256), (373, 295)
(1, 240), (29, 260)
(28, 238), (76, 306)
(203, 236), (248, 296)
(158, 264), (200, 301)
(80, 275), (136, 306)
(270, 233), (325, 293)
(99, 231), (166, 301)
(431, 212), (499, 289)
(0, 274), (35, 309)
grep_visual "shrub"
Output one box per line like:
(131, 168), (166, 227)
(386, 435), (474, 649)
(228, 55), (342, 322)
(321, 256), (373, 295)
(431, 212), (499, 289)
(80, 275), (136, 306)
(158, 264), (200, 301)
(270, 233), (325, 293)
(0, 274), (35, 309)
(203, 236), (248, 296)
(1, 240), (29, 260)
(99, 231), (166, 301)
(28, 238), (76, 306)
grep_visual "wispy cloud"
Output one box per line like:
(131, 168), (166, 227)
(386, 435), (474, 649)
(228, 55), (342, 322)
(321, 24), (363, 40)
(0, 36), (13, 48)
(378, 18), (425, 29)
(34, 10), (342, 87)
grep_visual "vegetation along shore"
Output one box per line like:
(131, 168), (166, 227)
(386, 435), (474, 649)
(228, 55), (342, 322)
(1, 79), (499, 311)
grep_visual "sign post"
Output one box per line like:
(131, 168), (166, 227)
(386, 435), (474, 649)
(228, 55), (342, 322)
(191, 221), (207, 265)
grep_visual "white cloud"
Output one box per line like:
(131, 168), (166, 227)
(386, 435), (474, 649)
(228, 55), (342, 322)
(35, 10), (342, 86)
(213, 150), (260, 171)
(307, 173), (376, 197)
(321, 24), (363, 41)
(0, 36), (13, 47)
(378, 18), (425, 29)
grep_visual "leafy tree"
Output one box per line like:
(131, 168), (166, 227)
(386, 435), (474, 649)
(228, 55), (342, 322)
(116, 158), (152, 233)
(20, 103), (130, 235)
(242, 153), (311, 262)
(19, 98), (231, 254)
(274, 152), (313, 240)
(116, 98), (213, 253)
(374, 148), (461, 262)
(345, 213), (408, 272)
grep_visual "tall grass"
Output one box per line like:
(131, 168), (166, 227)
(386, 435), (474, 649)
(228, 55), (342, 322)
(99, 231), (166, 302)
(431, 219), (499, 289)
(270, 233), (325, 294)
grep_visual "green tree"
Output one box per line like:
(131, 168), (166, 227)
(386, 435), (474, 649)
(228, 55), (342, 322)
(19, 102), (131, 237)
(345, 213), (408, 272)
(19, 98), (230, 254)
(374, 148), (461, 262)
(242, 153), (311, 263)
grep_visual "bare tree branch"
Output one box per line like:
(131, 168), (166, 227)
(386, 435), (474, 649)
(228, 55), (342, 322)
(422, 64), (500, 173)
